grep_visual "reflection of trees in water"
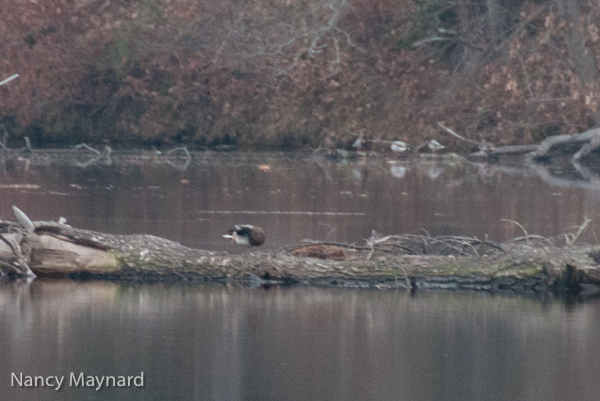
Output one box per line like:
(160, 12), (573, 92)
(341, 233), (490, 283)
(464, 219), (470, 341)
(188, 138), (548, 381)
(0, 150), (596, 247)
(2, 282), (598, 401)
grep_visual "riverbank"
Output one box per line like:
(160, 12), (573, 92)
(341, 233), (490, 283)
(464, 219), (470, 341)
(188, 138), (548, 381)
(4, 0), (600, 152)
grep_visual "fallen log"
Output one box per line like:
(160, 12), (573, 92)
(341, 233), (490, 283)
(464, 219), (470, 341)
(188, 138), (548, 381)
(520, 128), (600, 163)
(438, 121), (600, 166)
(2, 207), (600, 294)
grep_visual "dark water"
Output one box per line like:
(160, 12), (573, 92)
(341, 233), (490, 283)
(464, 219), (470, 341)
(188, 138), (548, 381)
(0, 151), (597, 252)
(2, 280), (600, 401)
(2, 151), (600, 400)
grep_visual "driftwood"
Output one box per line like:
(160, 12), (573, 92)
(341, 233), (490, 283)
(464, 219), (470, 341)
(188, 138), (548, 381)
(497, 128), (600, 163)
(438, 122), (600, 167)
(2, 207), (600, 295)
(526, 128), (600, 161)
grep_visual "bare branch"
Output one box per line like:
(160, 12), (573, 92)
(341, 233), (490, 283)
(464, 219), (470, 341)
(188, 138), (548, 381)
(0, 73), (19, 86)
(438, 122), (489, 149)
(12, 206), (35, 234)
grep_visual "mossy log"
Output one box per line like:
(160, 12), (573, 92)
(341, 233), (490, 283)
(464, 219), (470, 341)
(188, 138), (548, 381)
(2, 209), (600, 294)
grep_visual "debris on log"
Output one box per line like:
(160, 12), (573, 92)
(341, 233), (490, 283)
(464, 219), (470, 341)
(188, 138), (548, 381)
(287, 244), (350, 261)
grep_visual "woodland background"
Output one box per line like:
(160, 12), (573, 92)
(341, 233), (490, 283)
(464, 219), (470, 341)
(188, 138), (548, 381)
(1, 0), (600, 151)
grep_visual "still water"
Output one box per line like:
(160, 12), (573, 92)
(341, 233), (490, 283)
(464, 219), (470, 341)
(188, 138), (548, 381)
(0, 151), (596, 251)
(1, 151), (600, 400)
(2, 281), (600, 401)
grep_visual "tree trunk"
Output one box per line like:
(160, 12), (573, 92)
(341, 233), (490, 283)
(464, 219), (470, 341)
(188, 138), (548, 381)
(2, 214), (600, 295)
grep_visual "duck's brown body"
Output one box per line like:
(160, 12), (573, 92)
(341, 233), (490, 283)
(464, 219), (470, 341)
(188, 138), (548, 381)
(223, 225), (265, 248)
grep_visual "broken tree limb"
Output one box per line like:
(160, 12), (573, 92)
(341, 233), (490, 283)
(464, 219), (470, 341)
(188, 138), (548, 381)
(0, 73), (19, 86)
(13, 205), (35, 233)
(572, 131), (600, 161)
(438, 122), (490, 150)
(0, 231), (36, 278)
(462, 126), (600, 167)
(526, 128), (600, 161)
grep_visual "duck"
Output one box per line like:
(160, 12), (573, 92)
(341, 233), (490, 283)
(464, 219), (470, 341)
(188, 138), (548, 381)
(427, 139), (445, 152)
(223, 225), (265, 249)
(390, 140), (410, 153)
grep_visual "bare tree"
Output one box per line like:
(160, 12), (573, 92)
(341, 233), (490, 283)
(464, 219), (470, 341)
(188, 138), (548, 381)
(411, 0), (526, 69)
(134, 0), (361, 81)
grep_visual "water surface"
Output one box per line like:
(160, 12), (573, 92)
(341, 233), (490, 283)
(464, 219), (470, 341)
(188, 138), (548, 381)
(1, 151), (600, 400)
(1, 280), (600, 401)
(0, 151), (597, 252)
